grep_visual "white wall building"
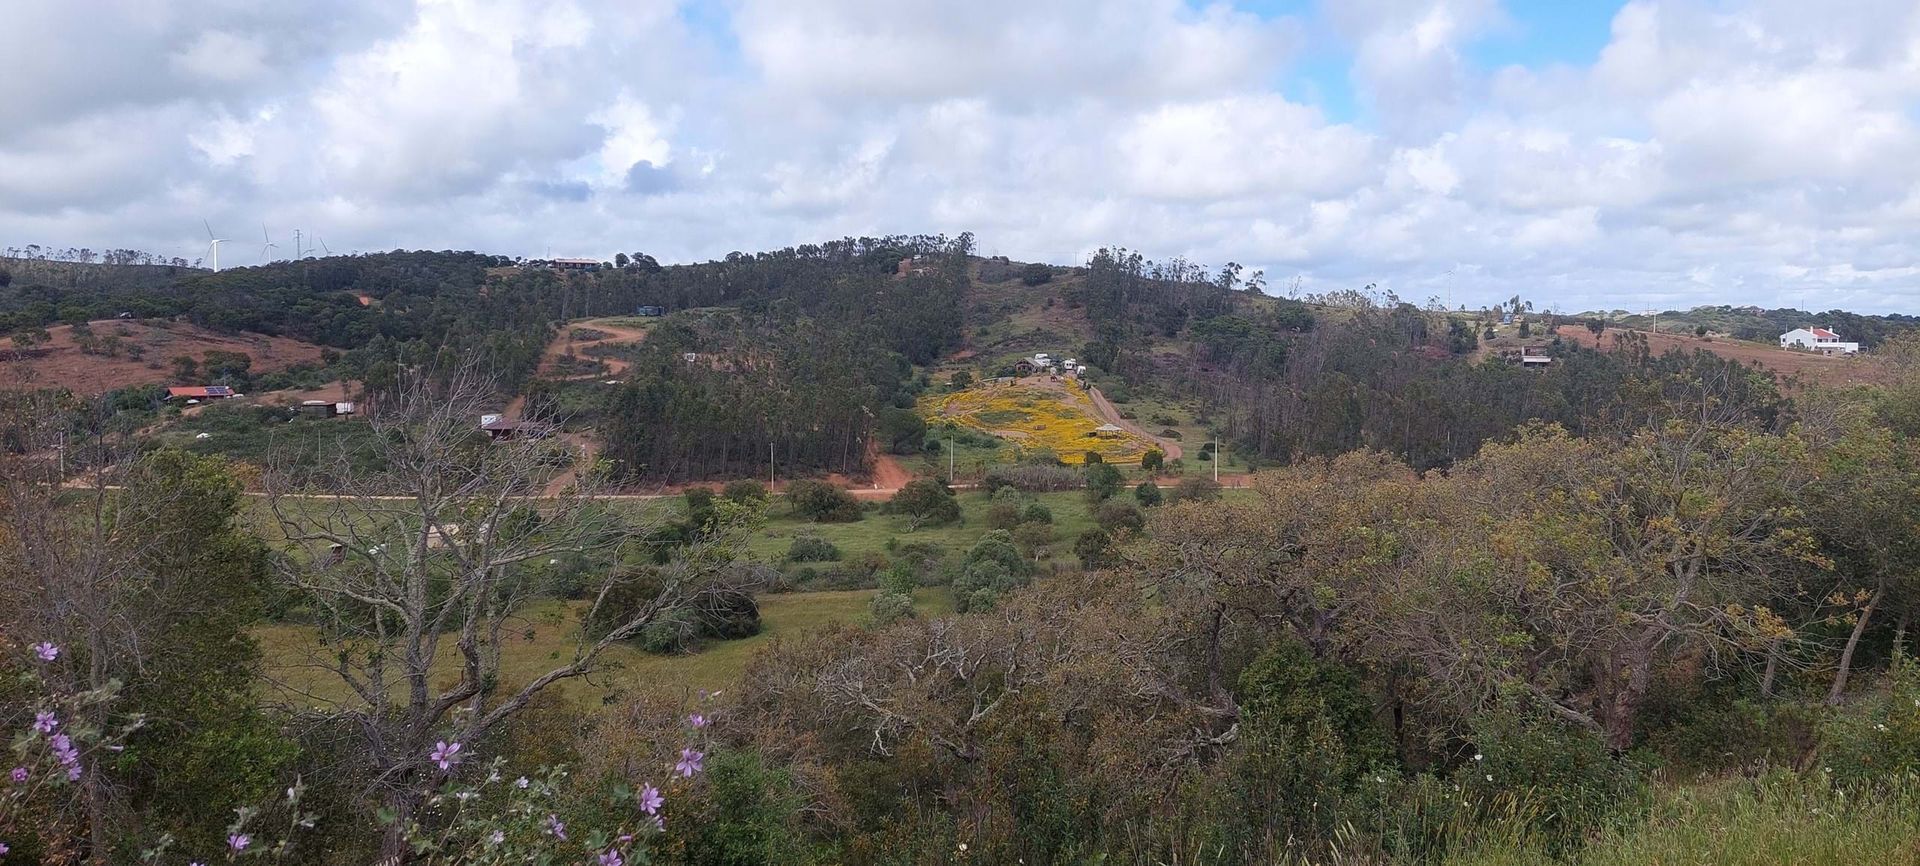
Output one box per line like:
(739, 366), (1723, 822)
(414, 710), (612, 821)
(1780, 327), (1860, 355)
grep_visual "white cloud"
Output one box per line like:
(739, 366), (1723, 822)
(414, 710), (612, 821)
(6, 0), (1920, 312)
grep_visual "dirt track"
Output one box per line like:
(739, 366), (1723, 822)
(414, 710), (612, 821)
(538, 319), (650, 378)
(507, 318), (653, 418)
(1086, 385), (1183, 460)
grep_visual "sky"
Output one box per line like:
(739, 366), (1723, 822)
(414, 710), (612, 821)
(4, 0), (1920, 314)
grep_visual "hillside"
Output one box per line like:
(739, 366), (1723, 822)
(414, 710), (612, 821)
(1, 318), (328, 394)
(1554, 324), (1887, 385)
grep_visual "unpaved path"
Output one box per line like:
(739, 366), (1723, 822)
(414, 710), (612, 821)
(507, 318), (652, 418)
(1086, 385), (1183, 461)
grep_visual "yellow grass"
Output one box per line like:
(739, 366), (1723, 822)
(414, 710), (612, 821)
(920, 379), (1151, 464)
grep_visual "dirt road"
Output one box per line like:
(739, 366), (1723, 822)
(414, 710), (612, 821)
(537, 319), (651, 378)
(507, 318), (653, 418)
(1086, 386), (1183, 460)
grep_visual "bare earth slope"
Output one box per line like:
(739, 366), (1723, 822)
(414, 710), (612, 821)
(2, 319), (327, 394)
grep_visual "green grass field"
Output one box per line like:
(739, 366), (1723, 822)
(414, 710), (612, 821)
(257, 586), (954, 709)
(750, 489), (1105, 563)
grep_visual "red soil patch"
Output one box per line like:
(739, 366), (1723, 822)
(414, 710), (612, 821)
(1553, 326), (1886, 386)
(1, 319), (328, 395)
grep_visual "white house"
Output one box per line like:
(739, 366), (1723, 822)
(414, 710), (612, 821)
(1780, 327), (1861, 355)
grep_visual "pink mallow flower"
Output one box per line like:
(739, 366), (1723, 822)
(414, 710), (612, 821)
(429, 740), (463, 771)
(228, 833), (251, 851)
(688, 712), (708, 729)
(544, 814), (567, 840)
(32, 642), (58, 662)
(9, 767), (26, 783)
(674, 748), (705, 778)
(638, 783), (664, 815)
(32, 711), (57, 734)
(598, 849), (624, 866)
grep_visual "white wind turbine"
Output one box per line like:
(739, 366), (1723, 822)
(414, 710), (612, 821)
(202, 219), (229, 272)
(261, 225), (279, 263)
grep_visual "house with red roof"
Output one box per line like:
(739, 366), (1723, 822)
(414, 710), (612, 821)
(1779, 327), (1860, 355)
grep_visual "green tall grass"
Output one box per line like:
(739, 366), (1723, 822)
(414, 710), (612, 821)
(1443, 772), (1920, 866)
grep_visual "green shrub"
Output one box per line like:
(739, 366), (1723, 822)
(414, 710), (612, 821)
(1459, 709), (1645, 847)
(722, 480), (769, 504)
(670, 748), (822, 865)
(985, 501), (1023, 531)
(1134, 480), (1163, 507)
(869, 591), (916, 626)
(1020, 502), (1053, 524)
(1095, 500), (1144, 533)
(1073, 528), (1116, 568)
(786, 534), (841, 563)
(885, 478), (961, 528)
(1168, 476), (1222, 504)
(786, 479), (863, 522)
(1819, 662), (1920, 785)
(1084, 462), (1124, 502)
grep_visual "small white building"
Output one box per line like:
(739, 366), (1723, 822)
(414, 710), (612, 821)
(1780, 327), (1860, 355)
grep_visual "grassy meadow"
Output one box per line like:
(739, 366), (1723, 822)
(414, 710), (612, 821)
(257, 587), (954, 709)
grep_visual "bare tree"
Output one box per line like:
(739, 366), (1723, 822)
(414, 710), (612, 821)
(264, 366), (753, 857)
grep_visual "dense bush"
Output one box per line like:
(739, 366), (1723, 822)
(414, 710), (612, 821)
(883, 478), (961, 528)
(1134, 480), (1163, 506)
(1819, 662), (1920, 785)
(950, 530), (1032, 612)
(1168, 475), (1223, 504)
(1095, 500), (1144, 533)
(722, 480), (769, 504)
(785, 479), (863, 522)
(785, 534), (841, 563)
(981, 463), (1082, 494)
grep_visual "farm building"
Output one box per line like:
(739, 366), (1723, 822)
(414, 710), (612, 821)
(299, 400), (357, 417)
(167, 385), (235, 401)
(1779, 327), (1860, 355)
(479, 414), (555, 441)
(549, 258), (602, 271)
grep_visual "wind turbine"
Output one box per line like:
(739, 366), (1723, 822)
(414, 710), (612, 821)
(261, 225), (279, 263)
(316, 235), (333, 256)
(202, 220), (228, 273)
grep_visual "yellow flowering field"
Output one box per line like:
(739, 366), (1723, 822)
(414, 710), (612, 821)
(920, 380), (1151, 464)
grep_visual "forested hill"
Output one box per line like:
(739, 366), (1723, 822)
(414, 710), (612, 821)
(6, 236), (1914, 484)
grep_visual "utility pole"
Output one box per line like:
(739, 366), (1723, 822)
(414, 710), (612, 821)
(1213, 435), (1219, 484)
(948, 434), (954, 485)
(769, 441), (775, 487)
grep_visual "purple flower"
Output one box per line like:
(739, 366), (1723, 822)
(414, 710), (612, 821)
(428, 740), (463, 771)
(638, 783), (664, 815)
(514, 776), (530, 788)
(598, 849), (624, 866)
(688, 712), (708, 729)
(228, 833), (251, 851)
(674, 747), (704, 778)
(32, 642), (58, 662)
(9, 767), (26, 783)
(0, 842), (9, 855)
(51, 733), (80, 779)
(544, 814), (567, 840)
(32, 711), (57, 734)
